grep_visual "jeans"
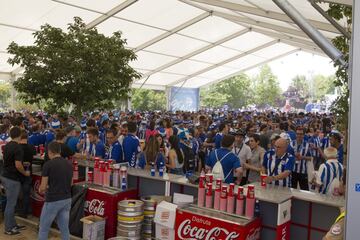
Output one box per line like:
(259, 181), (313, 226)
(20, 176), (32, 215)
(1, 176), (21, 231)
(38, 198), (71, 240)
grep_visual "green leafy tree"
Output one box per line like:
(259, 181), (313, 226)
(253, 65), (283, 107)
(200, 88), (228, 108)
(290, 75), (310, 99)
(0, 83), (11, 108)
(313, 75), (336, 101)
(200, 74), (253, 109)
(325, 3), (352, 131)
(131, 89), (166, 111)
(7, 17), (140, 116)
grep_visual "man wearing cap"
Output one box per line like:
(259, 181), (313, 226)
(315, 147), (343, 195)
(232, 130), (251, 185)
(262, 138), (295, 187)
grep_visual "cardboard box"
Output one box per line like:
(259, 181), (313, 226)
(81, 215), (105, 240)
(154, 201), (178, 229)
(173, 193), (194, 207)
(155, 223), (175, 240)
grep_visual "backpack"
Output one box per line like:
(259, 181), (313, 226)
(182, 143), (196, 172)
(212, 150), (231, 182)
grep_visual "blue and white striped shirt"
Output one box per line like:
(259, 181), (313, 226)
(310, 136), (321, 158)
(322, 136), (331, 149)
(293, 141), (311, 174)
(317, 160), (343, 194)
(263, 151), (295, 187)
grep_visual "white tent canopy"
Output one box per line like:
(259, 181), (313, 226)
(0, 0), (350, 89)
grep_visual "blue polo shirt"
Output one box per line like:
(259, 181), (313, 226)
(206, 148), (241, 184)
(45, 130), (55, 145)
(28, 132), (41, 146)
(105, 141), (123, 163)
(214, 133), (223, 149)
(66, 136), (79, 153)
(137, 152), (165, 170)
(123, 134), (141, 167)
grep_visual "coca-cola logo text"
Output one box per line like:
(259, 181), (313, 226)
(177, 219), (239, 240)
(31, 179), (45, 202)
(84, 199), (105, 216)
(246, 227), (261, 240)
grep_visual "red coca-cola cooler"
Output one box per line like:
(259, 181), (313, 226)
(175, 205), (261, 240)
(79, 183), (138, 239)
(31, 172), (85, 218)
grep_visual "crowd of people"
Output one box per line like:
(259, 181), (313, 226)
(0, 109), (346, 237)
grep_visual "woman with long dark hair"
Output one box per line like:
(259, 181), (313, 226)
(137, 136), (165, 170)
(167, 135), (184, 175)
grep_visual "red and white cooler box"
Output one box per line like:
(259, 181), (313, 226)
(175, 205), (261, 240)
(80, 183), (138, 239)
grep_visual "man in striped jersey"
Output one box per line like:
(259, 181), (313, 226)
(292, 127), (312, 190)
(316, 147), (343, 195)
(262, 138), (295, 187)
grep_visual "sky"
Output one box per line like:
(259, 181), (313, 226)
(246, 51), (337, 91)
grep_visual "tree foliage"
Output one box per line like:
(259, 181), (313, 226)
(0, 83), (11, 108)
(289, 75), (310, 99)
(131, 89), (166, 111)
(325, 3), (352, 130)
(252, 65), (283, 107)
(7, 17), (140, 116)
(200, 74), (253, 109)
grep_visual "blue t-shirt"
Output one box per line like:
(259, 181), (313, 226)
(89, 141), (106, 158)
(137, 152), (165, 170)
(66, 136), (79, 153)
(45, 130), (55, 145)
(206, 148), (241, 184)
(105, 141), (123, 163)
(28, 132), (41, 146)
(263, 151), (295, 187)
(214, 133), (223, 149)
(123, 134), (141, 167)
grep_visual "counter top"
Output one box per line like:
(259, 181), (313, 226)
(246, 182), (345, 208)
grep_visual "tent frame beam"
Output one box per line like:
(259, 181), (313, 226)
(168, 39), (279, 86)
(187, 0), (339, 33)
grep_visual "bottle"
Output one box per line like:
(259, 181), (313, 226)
(93, 157), (100, 184)
(245, 185), (255, 218)
(205, 182), (213, 208)
(236, 186), (245, 215)
(120, 166), (128, 189)
(150, 163), (155, 177)
(220, 186), (227, 212)
(112, 164), (120, 188)
(254, 199), (260, 218)
(197, 174), (205, 207)
(214, 179), (222, 210)
(227, 183), (235, 214)
(121, 175), (127, 191)
(159, 161), (164, 177)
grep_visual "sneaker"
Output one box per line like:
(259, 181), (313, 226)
(4, 228), (20, 235)
(14, 224), (26, 231)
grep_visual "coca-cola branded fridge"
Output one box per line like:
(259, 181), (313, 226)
(175, 205), (261, 240)
(79, 183), (137, 239)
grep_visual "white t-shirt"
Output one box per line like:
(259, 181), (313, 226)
(232, 143), (252, 177)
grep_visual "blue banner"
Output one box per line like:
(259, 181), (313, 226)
(169, 87), (199, 112)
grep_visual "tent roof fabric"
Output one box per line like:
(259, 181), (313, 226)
(0, 0), (349, 89)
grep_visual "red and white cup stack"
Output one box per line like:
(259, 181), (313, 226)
(197, 174), (206, 207)
(220, 185), (228, 212)
(87, 171), (93, 183)
(260, 173), (267, 187)
(103, 162), (111, 187)
(112, 164), (120, 188)
(73, 160), (79, 181)
(236, 186), (245, 215)
(245, 185), (255, 218)
(214, 179), (222, 210)
(205, 173), (213, 184)
(205, 182), (213, 208)
(99, 161), (105, 186)
(93, 157), (100, 184)
(227, 183), (235, 214)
